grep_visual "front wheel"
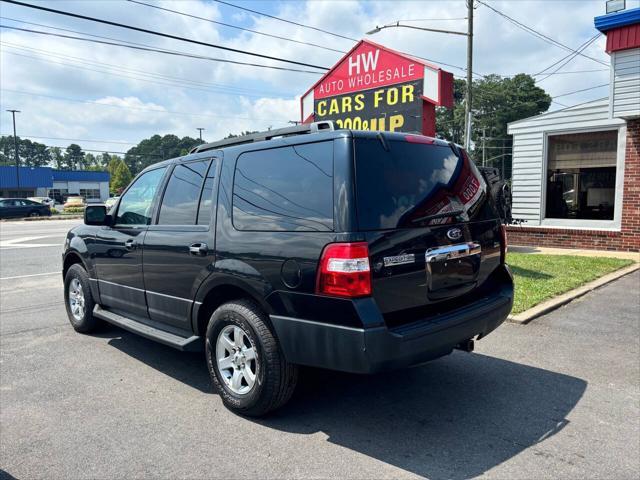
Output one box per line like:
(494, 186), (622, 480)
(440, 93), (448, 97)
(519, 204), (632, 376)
(64, 264), (100, 333)
(29, 211), (40, 217)
(205, 299), (298, 416)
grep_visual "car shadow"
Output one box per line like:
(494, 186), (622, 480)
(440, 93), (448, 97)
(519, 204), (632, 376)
(95, 326), (211, 393)
(97, 325), (586, 479)
(259, 353), (586, 479)
(509, 265), (553, 280)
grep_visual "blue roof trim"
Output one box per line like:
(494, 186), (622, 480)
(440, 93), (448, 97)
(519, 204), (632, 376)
(0, 166), (53, 189)
(595, 7), (640, 32)
(52, 170), (109, 182)
(0, 166), (109, 188)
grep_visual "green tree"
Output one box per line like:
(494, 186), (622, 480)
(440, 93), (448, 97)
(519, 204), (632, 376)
(124, 134), (202, 174)
(65, 144), (85, 170)
(107, 156), (122, 178)
(111, 160), (133, 193)
(50, 146), (67, 169)
(436, 73), (551, 178)
(0, 136), (51, 167)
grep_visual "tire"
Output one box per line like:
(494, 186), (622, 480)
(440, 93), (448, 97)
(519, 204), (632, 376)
(205, 299), (298, 417)
(29, 211), (40, 217)
(64, 264), (100, 333)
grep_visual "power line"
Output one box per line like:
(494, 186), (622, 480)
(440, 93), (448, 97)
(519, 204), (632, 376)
(0, 18), (484, 81)
(552, 83), (608, 99)
(2, 0), (330, 70)
(213, 0), (357, 42)
(477, 0), (608, 67)
(0, 137), (156, 156)
(397, 18), (468, 22)
(533, 69), (609, 76)
(0, 14), (314, 78)
(1, 41), (290, 98)
(1, 47), (292, 99)
(0, 25), (324, 74)
(127, 0), (345, 54)
(0, 89), (294, 123)
(0, 134), (136, 145)
(535, 34), (602, 82)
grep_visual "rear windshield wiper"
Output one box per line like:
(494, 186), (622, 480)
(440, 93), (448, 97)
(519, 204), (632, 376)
(410, 210), (464, 224)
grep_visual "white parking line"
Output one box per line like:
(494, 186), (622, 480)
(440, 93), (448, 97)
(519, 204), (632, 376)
(0, 272), (60, 280)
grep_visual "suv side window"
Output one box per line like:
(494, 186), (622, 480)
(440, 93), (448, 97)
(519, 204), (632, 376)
(197, 159), (218, 226)
(115, 167), (166, 226)
(233, 141), (334, 232)
(158, 160), (210, 225)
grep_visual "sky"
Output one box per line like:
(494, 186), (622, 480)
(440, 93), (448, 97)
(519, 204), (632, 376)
(1, 0), (639, 156)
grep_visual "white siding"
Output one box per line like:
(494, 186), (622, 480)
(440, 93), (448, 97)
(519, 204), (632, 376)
(507, 99), (625, 225)
(612, 49), (640, 119)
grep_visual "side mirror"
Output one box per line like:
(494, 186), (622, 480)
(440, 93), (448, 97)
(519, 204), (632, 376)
(84, 205), (111, 226)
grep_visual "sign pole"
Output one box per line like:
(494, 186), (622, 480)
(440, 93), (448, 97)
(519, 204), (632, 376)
(464, 0), (474, 151)
(6, 109), (20, 188)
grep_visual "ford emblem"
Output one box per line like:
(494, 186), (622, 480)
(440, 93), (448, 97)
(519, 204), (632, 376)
(447, 228), (463, 241)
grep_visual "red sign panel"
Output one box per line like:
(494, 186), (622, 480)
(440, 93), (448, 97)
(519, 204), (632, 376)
(313, 42), (424, 99)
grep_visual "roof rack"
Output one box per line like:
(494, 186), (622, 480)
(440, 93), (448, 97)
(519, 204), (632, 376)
(189, 120), (335, 154)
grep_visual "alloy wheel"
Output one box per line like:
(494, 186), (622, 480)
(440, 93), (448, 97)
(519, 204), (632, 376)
(215, 324), (258, 395)
(68, 278), (85, 321)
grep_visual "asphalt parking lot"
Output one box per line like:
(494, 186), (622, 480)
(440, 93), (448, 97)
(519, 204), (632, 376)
(1, 218), (639, 479)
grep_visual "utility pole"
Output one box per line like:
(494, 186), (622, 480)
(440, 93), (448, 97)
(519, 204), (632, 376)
(502, 138), (506, 179)
(366, 17), (472, 142)
(196, 128), (205, 141)
(482, 128), (486, 167)
(464, 0), (474, 151)
(6, 109), (20, 188)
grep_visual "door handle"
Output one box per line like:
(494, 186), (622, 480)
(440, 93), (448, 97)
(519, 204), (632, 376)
(189, 243), (208, 256)
(124, 239), (137, 251)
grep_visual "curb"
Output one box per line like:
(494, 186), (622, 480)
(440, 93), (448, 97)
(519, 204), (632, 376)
(21, 215), (83, 222)
(508, 263), (640, 324)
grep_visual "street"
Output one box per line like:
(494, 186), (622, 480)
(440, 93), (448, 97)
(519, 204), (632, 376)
(1, 219), (639, 479)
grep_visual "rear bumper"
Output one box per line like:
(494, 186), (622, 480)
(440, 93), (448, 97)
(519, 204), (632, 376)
(270, 265), (513, 374)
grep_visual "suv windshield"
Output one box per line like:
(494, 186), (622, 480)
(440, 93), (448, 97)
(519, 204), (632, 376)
(354, 137), (492, 230)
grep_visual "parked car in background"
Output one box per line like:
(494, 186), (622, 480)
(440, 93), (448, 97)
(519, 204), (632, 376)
(63, 196), (86, 211)
(28, 196), (55, 208)
(104, 195), (119, 211)
(0, 198), (52, 219)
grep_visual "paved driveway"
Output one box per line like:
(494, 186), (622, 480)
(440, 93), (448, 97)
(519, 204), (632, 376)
(1, 222), (638, 479)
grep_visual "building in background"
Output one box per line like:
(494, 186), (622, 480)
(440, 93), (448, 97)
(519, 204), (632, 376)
(0, 166), (109, 203)
(506, 6), (639, 252)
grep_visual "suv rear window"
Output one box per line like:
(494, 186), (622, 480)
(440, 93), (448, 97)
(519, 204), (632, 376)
(354, 138), (491, 230)
(232, 141), (334, 232)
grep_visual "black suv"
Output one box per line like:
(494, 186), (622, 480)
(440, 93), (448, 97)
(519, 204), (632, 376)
(62, 122), (513, 416)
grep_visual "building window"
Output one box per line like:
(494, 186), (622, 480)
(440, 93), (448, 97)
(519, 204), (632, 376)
(49, 189), (68, 203)
(79, 189), (101, 200)
(6, 190), (34, 198)
(546, 130), (617, 221)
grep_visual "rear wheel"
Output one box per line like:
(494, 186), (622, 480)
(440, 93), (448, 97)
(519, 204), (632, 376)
(29, 211), (40, 217)
(64, 264), (100, 333)
(205, 299), (298, 416)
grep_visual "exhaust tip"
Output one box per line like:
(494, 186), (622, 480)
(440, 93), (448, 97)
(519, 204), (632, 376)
(455, 339), (475, 353)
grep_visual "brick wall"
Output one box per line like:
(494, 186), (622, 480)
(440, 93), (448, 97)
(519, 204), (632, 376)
(508, 118), (640, 252)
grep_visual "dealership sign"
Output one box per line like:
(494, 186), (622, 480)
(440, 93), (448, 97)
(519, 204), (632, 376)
(301, 40), (454, 136)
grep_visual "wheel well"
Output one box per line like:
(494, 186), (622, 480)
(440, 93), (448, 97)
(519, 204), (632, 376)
(63, 252), (84, 278)
(196, 284), (266, 337)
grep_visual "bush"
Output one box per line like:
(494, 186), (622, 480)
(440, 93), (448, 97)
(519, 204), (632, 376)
(51, 208), (59, 215)
(63, 206), (85, 214)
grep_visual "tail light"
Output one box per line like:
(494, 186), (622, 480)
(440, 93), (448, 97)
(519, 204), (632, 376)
(500, 224), (508, 264)
(316, 242), (372, 298)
